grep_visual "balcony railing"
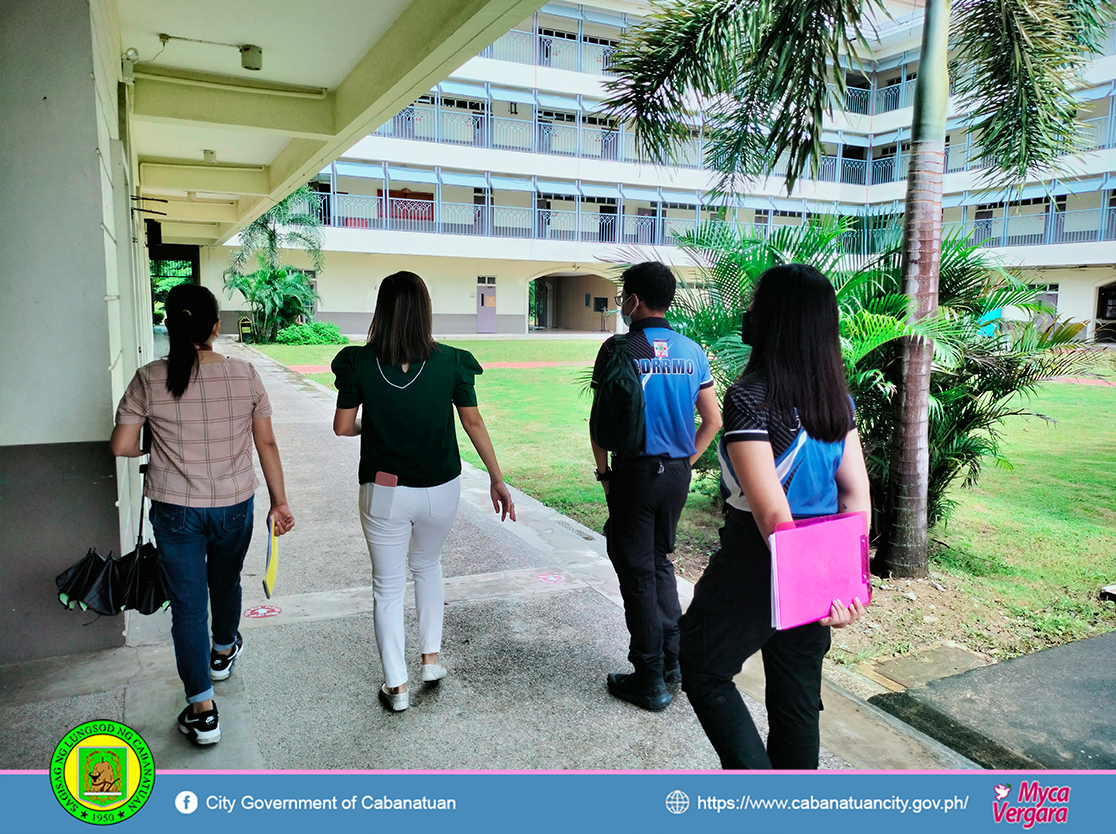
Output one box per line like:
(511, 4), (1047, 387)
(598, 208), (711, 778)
(875, 79), (916, 113)
(373, 103), (704, 168)
(945, 207), (1116, 248)
(481, 29), (619, 76)
(322, 194), (1116, 253)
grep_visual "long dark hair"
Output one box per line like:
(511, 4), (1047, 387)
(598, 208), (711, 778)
(367, 271), (436, 365)
(164, 283), (219, 398)
(742, 263), (852, 443)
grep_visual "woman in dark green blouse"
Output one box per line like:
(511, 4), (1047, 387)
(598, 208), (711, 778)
(332, 271), (515, 712)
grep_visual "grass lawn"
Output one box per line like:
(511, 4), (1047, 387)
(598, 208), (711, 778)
(253, 339), (724, 569)
(254, 339), (604, 369)
(932, 379), (1116, 642)
(254, 340), (1116, 650)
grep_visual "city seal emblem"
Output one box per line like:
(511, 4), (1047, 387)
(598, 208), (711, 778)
(50, 720), (154, 825)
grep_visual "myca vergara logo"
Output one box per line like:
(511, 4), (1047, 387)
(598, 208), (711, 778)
(992, 781), (1070, 828)
(50, 720), (155, 825)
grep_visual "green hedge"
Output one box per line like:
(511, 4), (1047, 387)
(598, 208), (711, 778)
(275, 321), (349, 345)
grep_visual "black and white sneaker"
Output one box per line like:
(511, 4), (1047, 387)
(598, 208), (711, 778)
(210, 632), (243, 681)
(177, 703), (221, 745)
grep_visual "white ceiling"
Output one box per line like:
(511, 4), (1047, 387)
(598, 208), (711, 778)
(132, 121), (291, 167)
(118, 0), (412, 90)
(120, 0), (545, 243)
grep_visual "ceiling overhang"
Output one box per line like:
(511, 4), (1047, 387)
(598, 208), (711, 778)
(126, 0), (542, 245)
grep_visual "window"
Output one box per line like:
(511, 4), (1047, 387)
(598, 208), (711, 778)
(538, 109), (577, 123)
(538, 27), (577, 40)
(477, 276), (496, 286)
(439, 96), (487, 112)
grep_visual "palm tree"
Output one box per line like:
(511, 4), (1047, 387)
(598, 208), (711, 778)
(228, 185), (325, 275)
(604, 0), (1114, 576)
(667, 219), (1093, 543)
(225, 185), (325, 342)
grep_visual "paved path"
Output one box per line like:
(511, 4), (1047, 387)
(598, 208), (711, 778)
(0, 337), (972, 772)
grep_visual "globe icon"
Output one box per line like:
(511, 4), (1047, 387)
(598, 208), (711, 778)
(665, 790), (690, 814)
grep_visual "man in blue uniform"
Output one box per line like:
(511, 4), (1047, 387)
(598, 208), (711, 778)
(590, 261), (721, 711)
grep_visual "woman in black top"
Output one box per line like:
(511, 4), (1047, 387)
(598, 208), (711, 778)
(332, 271), (515, 712)
(679, 263), (871, 769)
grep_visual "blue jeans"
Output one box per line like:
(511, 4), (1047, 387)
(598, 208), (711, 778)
(150, 497), (254, 704)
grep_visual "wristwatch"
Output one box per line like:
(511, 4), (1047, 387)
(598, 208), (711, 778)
(595, 467), (611, 482)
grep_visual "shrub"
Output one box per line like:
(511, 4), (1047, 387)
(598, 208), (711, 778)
(666, 218), (1096, 538)
(275, 321), (348, 345)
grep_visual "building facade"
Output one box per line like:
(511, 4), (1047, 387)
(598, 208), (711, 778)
(200, 0), (1116, 340)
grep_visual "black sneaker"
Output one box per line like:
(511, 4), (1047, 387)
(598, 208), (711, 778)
(607, 672), (672, 712)
(177, 703), (221, 745)
(663, 661), (682, 686)
(210, 632), (243, 681)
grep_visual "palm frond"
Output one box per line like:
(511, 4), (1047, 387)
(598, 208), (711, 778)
(950, 0), (1116, 188)
(604, 0), (887, 191)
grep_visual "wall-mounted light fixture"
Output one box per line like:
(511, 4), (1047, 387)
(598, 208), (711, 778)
(240, 45), (263, 71)
(158, 33), (263, 72)
(121, 47), (139, 82)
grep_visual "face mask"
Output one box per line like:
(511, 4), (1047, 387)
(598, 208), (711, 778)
(741, 310), (755, 346)
(621, 295), (635, 328)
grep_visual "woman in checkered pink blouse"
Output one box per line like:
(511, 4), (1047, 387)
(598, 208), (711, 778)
(111, 284), (294, 746)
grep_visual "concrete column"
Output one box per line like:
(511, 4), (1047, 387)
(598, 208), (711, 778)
(1, 0), (133, 661)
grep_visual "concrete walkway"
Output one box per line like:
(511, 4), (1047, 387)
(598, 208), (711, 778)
(0, 338), (972, 772)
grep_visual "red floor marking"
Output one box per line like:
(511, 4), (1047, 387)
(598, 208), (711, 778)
(1049, 377), (1116, 387)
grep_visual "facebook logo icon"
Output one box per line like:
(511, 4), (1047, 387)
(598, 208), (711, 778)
(175, 791), (198, 814)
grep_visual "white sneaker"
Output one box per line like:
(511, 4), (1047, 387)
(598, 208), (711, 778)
(379, 684), (409, 712)
(421, 664), (447, 683)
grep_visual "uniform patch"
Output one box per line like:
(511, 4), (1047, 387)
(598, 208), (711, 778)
(653, 340), (669, 358)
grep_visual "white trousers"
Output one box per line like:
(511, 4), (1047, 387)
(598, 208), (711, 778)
(358, 477), (461, 688)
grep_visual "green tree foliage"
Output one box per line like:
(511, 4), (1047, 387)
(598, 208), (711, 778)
(224, 186), (325, 342)
(667, 220), (1094, 535)
(150, 259), (194, 323)
(224, 262), (319, 343)
(275, 321), (349, 345)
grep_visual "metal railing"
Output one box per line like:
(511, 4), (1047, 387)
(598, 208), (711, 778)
(481, 29), (620, 76)
(944, 207), (1116, 248)
(841, 158), (868, 185)
(325, 194), (1116, 253)
(875, 79), (916, 112)
(1080, 115), (1113, 152)
(369, 102), (1114, 182)
(373, 102), (705, 168)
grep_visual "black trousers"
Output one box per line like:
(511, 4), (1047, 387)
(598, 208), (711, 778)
(679, 508), (831, 770)
(605, 456), (691, 684)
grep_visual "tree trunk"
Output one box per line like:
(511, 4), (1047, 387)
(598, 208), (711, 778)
(877, 0), (950, 578)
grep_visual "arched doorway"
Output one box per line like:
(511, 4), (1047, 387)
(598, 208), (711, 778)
(530, 272), (619, 332)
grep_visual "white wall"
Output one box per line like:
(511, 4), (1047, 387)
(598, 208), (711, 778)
(0, 0), (128, 446)
(1021, 266), (1116, 340)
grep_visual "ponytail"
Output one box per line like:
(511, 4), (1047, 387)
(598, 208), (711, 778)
(164, 284), (219, 398)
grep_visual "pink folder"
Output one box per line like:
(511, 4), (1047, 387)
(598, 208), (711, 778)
(769, 512), (871, 630)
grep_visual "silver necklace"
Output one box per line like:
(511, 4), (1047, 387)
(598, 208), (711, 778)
(376, 357), (426, 390)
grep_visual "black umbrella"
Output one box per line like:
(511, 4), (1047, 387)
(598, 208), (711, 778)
(118, 539), (170, 615)
(56, 548), (124, 616)
(118, 450), (170, 615)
